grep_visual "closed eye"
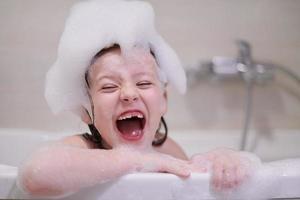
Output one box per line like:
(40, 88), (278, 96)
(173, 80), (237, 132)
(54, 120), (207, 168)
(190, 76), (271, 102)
(137, 81), (152, 89)
(101, 84), (118, 93)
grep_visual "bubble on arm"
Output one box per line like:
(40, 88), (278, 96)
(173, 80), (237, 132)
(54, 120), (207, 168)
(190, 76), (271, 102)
(16, 142), (145, 198)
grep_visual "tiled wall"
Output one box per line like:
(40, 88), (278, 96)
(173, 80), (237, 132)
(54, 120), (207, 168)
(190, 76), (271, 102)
(0, 0), (299, 132)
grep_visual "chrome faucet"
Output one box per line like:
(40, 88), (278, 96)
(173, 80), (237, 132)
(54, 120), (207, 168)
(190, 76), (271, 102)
(186, 40), (300, 151)
(237, 40), (252, 66)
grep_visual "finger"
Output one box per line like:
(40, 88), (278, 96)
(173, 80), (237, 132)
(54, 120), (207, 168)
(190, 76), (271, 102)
(189, 154), (211, 173)
(189, 163), (208, 173)
(220, 162), (230, 189)
(222, 165), (236, 189)
(219, 154), (237, 189)
(229, 157), (240, 188)
(160, 159), (191, 178)
(175, 160), (191, 177)
(189, 158), (209, 173)
(191, 154), (207, 163)
(235, 164), (247, 186)
(212, 161), (223, 190)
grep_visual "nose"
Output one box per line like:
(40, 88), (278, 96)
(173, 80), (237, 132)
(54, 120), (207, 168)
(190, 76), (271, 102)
(120, 84), (139, 103)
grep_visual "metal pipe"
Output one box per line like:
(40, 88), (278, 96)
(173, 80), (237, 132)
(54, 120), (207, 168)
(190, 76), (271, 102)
(240, 79), (254, 150)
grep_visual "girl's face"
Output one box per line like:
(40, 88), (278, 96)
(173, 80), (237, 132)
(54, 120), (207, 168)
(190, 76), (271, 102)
(87, 47), (167, 150)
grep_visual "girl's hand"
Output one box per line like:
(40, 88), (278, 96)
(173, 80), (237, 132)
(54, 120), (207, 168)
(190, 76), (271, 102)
(137, 150), (192, 178)
(115, 147), (192, 178)
(189, 148), (261, 191)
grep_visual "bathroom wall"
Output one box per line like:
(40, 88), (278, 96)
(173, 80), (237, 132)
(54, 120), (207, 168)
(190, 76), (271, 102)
(0, 0), (299, 135)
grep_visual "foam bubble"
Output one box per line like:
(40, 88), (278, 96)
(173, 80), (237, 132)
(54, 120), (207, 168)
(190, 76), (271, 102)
(214, 158), (300, 200)
(45, 0), (186, 117)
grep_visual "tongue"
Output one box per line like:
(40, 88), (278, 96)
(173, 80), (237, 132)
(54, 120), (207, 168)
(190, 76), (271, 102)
(117, 118), (142, 137)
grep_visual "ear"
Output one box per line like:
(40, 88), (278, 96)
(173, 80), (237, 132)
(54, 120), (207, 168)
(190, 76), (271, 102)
(163, 89), (168, 101)
(161, 89), (168, 115)
(81, 108), (92, 124)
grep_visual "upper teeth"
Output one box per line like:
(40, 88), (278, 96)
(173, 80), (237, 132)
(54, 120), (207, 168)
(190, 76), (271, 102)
(118, 113), (143, 120)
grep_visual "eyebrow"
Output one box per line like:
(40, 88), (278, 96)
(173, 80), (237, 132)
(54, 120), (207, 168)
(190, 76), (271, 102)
(95, 75), (117, 83)
(94, 69), (158, 86)
(134, 71), (153, 77)
(99, 70), (155, 79)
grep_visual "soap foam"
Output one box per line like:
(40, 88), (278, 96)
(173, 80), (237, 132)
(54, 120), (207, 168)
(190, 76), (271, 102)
(45, 0), (186, 118)
(213, 158), (300, 200)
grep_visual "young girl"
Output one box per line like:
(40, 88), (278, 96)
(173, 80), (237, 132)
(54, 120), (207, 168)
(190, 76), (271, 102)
(17, 0), (260, 198)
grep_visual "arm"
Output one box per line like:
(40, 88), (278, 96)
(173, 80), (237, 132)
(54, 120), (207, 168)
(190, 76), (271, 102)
(18, 145), (137, 197)
(18, 137), (191, 198)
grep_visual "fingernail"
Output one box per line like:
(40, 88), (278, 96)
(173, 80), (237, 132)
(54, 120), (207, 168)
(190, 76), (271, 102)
(183, 169), (191, 176)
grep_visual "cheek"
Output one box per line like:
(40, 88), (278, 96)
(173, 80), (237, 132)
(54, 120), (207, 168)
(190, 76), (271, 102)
(91, 95), (117, 145)
(92, 94), (117, 124)
(145, 89), (167, 116)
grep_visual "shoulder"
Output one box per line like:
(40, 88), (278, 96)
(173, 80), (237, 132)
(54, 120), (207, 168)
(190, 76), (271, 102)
(62, 134), (95, 149)
(154, 137), (188, 160)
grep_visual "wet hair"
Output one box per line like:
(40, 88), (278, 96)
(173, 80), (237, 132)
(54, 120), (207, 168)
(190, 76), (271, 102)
(84, 44), (168, 148)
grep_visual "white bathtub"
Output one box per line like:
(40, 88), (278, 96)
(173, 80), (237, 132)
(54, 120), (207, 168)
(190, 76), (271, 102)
(1, 128), (300, 200)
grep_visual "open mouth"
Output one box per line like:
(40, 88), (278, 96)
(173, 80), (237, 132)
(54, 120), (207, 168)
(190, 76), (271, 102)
(116, 111), (146, 141)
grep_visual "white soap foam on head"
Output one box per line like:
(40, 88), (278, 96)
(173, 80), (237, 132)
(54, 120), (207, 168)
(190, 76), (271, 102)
(45, 0), (186, 117)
